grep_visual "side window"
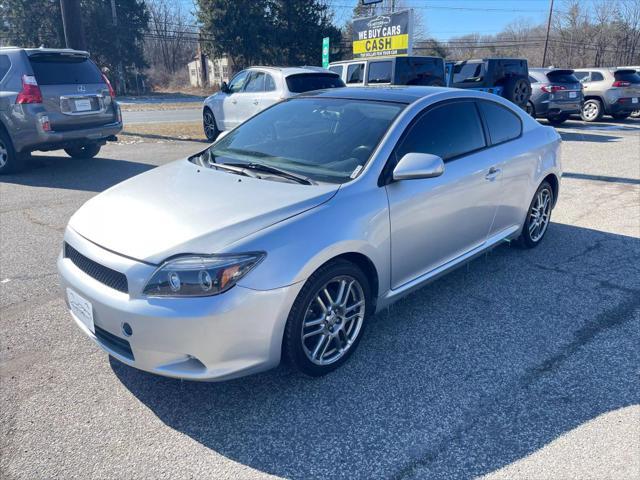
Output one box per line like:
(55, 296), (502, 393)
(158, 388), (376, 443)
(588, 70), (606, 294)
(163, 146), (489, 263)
(574, 71), (589, 82)
(478, 101), (522, 145)
(453, 63), (484, 84)
(264, 73), (276, 92)
(0, 55), (10, 83)
(346, 63), (364, 84)
(367, 61), (392, 84)
(591, 71), (604, 81)
(228, 70), (249, 93)
(329, 65), (343, 77)
(244, 72), (265, 93)
(396, 101), (486, 162)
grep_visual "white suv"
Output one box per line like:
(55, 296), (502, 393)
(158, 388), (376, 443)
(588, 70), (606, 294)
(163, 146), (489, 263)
(202, 66), (344, 141)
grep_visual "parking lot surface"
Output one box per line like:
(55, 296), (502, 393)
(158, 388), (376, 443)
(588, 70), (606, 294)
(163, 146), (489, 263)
(1, 118), (639, 479)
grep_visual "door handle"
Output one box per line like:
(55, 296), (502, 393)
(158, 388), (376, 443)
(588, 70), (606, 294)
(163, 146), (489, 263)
(232, 99), (237, 104)
(485, 166), (501, 180)
(253, 100), (259, 105)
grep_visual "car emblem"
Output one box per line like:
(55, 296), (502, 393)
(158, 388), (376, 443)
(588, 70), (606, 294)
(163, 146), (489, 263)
(77, 85), (86, 93)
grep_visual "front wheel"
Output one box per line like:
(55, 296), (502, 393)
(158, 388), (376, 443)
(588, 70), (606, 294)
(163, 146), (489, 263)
(64, 144), (101, 159)
(283, 259), (371, 377)
(517, 181), (554, 249)
(203, 108), (220, 142)
(581, 99), (603, 122)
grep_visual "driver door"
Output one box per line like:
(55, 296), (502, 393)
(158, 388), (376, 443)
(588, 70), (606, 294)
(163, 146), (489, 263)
(216, 70), (250, 130)
(385, 100), (503, 289)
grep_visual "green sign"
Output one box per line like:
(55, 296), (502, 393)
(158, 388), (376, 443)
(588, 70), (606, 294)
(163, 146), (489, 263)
(322, 37), (330, 68)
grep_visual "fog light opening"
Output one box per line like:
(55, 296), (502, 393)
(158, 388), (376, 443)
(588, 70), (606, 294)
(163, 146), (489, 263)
(121, 322), (133, 337)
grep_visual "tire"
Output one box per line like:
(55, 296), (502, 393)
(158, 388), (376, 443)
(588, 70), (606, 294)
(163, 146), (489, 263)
(517, 181), (554, 249)
(580, 99), (603, 122)
(611, 113), (630, 120)
(630, 109), (640, 118)
(283, 259), (372, 377)
(503, 76), (531, 109)
(64, 144), (101, 159)
(525, 101), (536, 117)
(0, 128), (25, 174)
(547, 113), (569, 125)
(203, 108), (220, 142)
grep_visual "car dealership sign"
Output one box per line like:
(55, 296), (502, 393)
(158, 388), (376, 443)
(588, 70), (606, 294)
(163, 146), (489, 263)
(352, 10), (413, 58)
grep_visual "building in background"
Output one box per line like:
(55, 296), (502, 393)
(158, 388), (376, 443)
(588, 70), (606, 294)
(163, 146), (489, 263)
(188, 56), (231, 88)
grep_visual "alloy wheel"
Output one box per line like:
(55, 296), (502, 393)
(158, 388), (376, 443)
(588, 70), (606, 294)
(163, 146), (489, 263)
(301, 275), (366, 366)
(514, 80), (529, 105)
(203, 110), (218, 140)
(528, 186), (552, 242)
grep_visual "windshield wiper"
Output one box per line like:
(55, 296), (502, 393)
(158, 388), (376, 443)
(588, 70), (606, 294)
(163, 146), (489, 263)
(223, 162), (314, 185)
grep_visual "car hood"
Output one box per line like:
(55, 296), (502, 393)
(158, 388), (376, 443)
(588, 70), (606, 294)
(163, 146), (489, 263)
(69, 159), (339, 264)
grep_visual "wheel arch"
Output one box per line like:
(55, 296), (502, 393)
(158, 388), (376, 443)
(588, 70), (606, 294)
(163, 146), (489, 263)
(320, 252), (380, 309)
(542, 172), (560, 208)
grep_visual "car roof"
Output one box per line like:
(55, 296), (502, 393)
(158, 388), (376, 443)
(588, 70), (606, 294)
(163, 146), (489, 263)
(0, 46), (90, 57)
(249, 66), (338, 77)
(297, 86), (454, 104)
(329, 56), (440, 65)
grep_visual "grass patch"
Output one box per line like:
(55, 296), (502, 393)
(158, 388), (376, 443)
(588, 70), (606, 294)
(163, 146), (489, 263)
(119, 121), (207, 144)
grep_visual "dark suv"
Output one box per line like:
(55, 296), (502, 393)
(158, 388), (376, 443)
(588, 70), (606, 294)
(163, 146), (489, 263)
(446, 58), (532, 109)
(329, 56), (446, 87)
(527, 68), (583, 125)
(0, 47), (122, 173)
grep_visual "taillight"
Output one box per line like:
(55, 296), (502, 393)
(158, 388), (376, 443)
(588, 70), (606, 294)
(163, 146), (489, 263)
(612, 80), (631, 87)
(101, 73), (116, 98)
(540, 84), (567, 93)
(16, 75), (43, 104)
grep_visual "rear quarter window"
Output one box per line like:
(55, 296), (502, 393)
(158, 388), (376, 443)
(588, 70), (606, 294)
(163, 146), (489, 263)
(29, 56), (103, 85)
(285, 74), (344, 93)
(478, 101), (522, 145)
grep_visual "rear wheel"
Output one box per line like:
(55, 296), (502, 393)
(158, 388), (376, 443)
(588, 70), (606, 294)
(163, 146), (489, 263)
(581, 99), (603, 122)
(517, 181), (554, 249)
(0, 129), (24, 174)
(283, 259), (371, 377)
(547, 113), (569, 125)
(503, 76), (531, 109)
(203, 108), (219, 142)
(64, 144), (101, 159)
(611, 113), (630, 120)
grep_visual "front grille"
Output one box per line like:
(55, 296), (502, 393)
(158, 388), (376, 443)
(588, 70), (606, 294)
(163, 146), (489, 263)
(64, 242), (128, 294)
(94, 325), (134, 360)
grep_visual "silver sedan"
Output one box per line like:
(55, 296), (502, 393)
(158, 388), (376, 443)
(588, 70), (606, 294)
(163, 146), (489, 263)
(58, 87), (561, 381)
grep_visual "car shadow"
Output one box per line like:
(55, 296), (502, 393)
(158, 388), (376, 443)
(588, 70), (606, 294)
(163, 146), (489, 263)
(121, 131), (209, 143)
(0, 154), (155, 192)
(111, 222), (640, 479)
(558, 131), (622, 142)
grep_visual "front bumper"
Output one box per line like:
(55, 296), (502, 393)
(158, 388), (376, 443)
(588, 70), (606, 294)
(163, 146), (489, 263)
(57, 228), (301, 381)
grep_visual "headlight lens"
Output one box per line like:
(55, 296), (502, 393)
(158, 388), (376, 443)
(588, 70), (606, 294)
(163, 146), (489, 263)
(143, 253), (265, 297)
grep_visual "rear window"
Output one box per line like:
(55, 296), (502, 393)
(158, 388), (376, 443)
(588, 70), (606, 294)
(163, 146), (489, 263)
(29, 55), (103, 85)
(614, 71), (640, 84)
(546, 70), (579, 84)
(367, 61), (392, 84)
(285, 73), (344, 93)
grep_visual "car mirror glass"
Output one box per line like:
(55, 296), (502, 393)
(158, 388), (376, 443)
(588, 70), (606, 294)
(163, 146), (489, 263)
(393, 153), (445, 181)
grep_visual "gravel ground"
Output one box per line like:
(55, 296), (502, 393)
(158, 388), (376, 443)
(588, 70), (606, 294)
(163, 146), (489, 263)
(1, 117), (639, 480)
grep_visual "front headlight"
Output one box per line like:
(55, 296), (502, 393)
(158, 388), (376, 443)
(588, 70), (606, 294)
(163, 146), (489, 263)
(143, 253), (265, 297)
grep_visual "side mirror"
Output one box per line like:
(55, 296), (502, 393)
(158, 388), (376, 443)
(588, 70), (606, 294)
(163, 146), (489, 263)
(393, 153), (444, 181)
(220, 81), (229, 93)
(216, 129), (230, 141)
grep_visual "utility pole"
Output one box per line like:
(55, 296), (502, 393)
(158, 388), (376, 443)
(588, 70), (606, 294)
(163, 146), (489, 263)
(110, 0), (126, 95)
(542, 0), (554, 67)
(59, 0), (86, 50)
(391, 0), (396, 13)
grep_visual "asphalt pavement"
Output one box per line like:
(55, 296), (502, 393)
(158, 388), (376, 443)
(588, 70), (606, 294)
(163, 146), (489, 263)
(1, 117), (639, 480)
(122, 108), (202, 125)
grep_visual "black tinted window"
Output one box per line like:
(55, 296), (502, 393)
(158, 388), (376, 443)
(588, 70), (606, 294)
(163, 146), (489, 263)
(395, 58), (445, 86)
(614, 71), (640, 83)
(285, 74), (344, 93)
(546, 70), (579, 83)
(591, 72), (604, 81)
(397, 101), (486, 161)
(346, 63), (364, 84)
(0, 55), (10, 82)
(367, 61), (392, 84)
(29, 56), (102, 85)
(479, 101), (522, 145)
(453, 62), (484, 84)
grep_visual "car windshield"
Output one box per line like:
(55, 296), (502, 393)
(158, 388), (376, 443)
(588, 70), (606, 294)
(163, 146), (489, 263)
(198, 97), (404, 184)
